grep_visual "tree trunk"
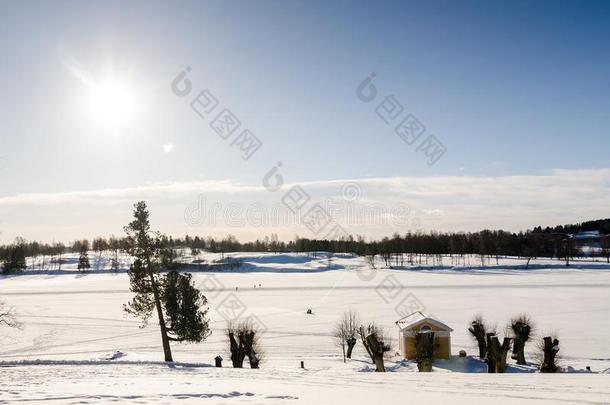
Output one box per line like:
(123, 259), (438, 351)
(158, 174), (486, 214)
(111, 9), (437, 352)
(495, 337), (512, 373)
(540, 336), (559, 373)
(487, 335), (511, 373)
(468, 323), (487, 358)
(485, 333), (496, 373)
(415, 332), (435, 372)
(248, 353), (260, 369)
(241, 331), (259, 369)
(360, 334), (375, 361)
(346, 337), (357, 359)
(149, 270), (173, 362)
(365, 334), (386, 372)
(229, 332), (245, 368)
(512, 336), (526, 365)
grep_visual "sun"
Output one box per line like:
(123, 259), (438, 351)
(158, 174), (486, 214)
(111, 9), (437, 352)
(64, 60), (141, 132)
(88, 79), (135, 129)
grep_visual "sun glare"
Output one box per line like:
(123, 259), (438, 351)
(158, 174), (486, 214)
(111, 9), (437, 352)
(88, 79), (135, 129)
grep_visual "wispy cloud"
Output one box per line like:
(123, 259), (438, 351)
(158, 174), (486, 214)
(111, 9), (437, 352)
(1, 168), (608, 242)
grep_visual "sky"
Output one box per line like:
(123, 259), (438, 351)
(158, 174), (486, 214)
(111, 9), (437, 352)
(0, 0), (609, 242)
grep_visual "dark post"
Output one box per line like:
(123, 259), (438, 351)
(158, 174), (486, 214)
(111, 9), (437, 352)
(215, 356), (223, 368)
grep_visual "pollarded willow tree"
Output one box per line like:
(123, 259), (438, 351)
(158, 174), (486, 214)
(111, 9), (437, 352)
(510, 314), (534, 365)
(358, 323), (391, 372)
(123, 201), (211, 362)
(539, 336), (560, 373)
(227, 319), (262, 369)
(468, 316), (491, 359)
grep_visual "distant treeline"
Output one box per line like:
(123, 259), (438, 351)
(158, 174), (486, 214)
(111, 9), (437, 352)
(532, 218), (610, 234)
(294, 230), (609, 266)
(2, 219), (610, 272)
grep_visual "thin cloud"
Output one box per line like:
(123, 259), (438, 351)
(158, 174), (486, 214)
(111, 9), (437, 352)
(0, 168), (608, 241)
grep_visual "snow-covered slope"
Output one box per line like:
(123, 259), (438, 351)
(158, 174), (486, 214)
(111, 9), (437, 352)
(1, 253), (609, 403)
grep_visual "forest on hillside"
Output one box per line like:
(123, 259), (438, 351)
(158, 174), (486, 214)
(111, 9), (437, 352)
(2, 218), (609, 273)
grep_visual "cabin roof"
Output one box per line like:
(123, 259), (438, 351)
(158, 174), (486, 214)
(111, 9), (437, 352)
(395, 311), (453, 332)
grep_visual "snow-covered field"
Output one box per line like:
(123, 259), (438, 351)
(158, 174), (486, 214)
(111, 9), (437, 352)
(1, 253), (609, 404)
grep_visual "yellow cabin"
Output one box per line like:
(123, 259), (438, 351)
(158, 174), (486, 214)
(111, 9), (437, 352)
(396, 311), (453, 360)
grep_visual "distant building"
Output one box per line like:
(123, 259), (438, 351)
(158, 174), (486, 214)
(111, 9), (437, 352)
(572, 230), (600, 240)
(396, 311), (453, 360)
(572, 231), (601, 252)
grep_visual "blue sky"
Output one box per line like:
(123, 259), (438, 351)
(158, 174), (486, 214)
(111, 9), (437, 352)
(0, 0), (609, 241)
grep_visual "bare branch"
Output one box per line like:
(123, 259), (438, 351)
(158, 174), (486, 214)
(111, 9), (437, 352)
(0, 300), (21, 329)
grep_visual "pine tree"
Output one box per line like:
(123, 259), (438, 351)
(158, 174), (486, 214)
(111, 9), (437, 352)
(1, 239), (27, 274)
(161, 271), (210, 342)
(123, 201), (210, 362)
(77, 245), (91, 272)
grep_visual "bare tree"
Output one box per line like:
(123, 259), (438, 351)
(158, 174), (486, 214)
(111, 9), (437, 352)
(227, 319), (263, 369)
(468, 316), (491, 359)
(358, 323), (390, 372)
(108, 235), (121, 271)
(523, 233), (542, 269)
(539, 335), (560, 373)
(509, 314), (534, 365)
(333, 309), (359, 362)
(415, 330), (435, 372)
(601, 235), (610, 264)
(485, 330), (512, 373)
(54, 242), (65, 271)
(0, 300), (20, 329)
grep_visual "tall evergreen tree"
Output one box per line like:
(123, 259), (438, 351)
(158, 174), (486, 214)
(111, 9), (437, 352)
(123, 201), (210, 362)
(161, 271), (211, 342)
(1, 239), (27, 274)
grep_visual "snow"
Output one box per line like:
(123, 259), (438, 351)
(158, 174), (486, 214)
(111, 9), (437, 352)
(1, 252), (610, 403)
(396, 311), (453, 331)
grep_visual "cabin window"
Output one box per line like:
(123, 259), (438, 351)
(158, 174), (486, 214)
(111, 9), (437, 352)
(420, 325), (432, 332)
